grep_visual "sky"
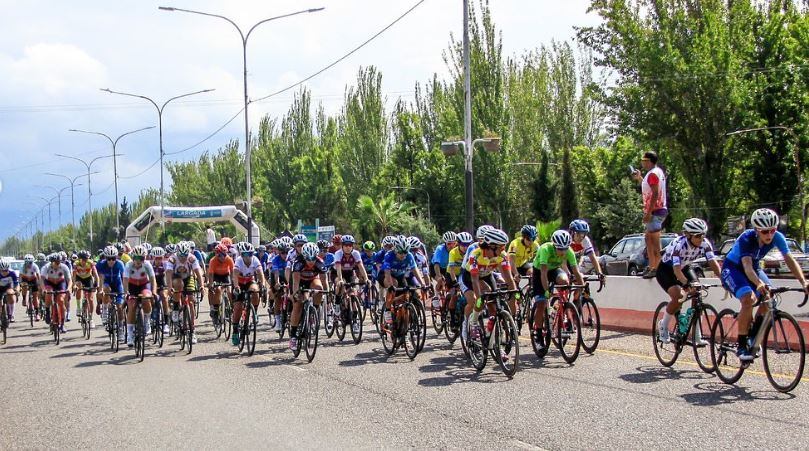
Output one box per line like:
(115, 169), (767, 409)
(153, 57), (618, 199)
(0, 0), (600, 243)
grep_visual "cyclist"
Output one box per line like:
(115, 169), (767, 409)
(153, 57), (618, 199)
(432, 231), (457, 294)
(290, 242), (328, 350)
(207, 243), (234, 327)
(230, 242), (266, 345)
(508, 225), (539, 286)
(270, 240), (292, 333)
(569, 219), (605, 280)
(96, 246), (126, 338)
(150, 246), (171, 334)
(40, 253), (73, 333)
(285, 234), (308, 287)
(720, 208), (809, 361)
(165, 241), (204, 344)
(0, 259), (20, 323)
(655, 218), (722, 344)
(333, 235), (369, 334)
(531, 230), (584, 348)
(35, 253), (47, 271)
(19, 254), (42, 321)
(256, 244), (271, 279)
(462, 228), (516, 339)
(123, 246), (157, 347)
(381, 236), (426, 326)
(446, 232), (473, 329)
(410, 236), (432, 288)
(361, 241), (377, 282)
(72, 250), (98, 329)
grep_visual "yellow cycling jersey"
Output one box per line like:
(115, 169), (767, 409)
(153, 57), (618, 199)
(508, 237), (539, 268)
(462, 247), (511, 277)
(120, 253), (132, 264)
(73, 260), (95, 278)
(448, 247), (464, 267)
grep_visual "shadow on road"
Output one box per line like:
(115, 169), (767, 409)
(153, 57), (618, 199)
(680, 381), (795, 406)
(74, 354), (139, 367)
(618, 365), (712, 385)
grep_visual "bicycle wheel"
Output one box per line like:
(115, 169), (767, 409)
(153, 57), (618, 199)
(710, 308), (745, 385)
(529, 302), (550, 359)
(404, 303), (420, 360)
(555, 303), (581, 364)
(238, 309), (248, 354)
(431, 295), (445, 335)
(246, 303), (258, 356)
(52, 305), (60, 345)
(183, 306), (193, 355)
(279, 299), (289, 339)
(29, 305), (34, 329)
(323, 300), (336, 338)
(214, 301), (224, 339)
(1, 309), (6, 345)
(494, 310), (519, 377)
(692, 303), (718, 374)
(335, 302), (346, 342)
(194, 291), (201, 319)
(349, 295), (363, 344)
(762, 311), (805, 393)
(467, 316), (488, 371)
(109, 308), (119, 352)
(379, 304), (395, 355)
(413, 298), (427, 352)
(652, 302), (682, 367)
(136, 309), (145, 362)
(304, 303), (319, 363)
(579, 298), (601, 354)
(370, 300), (380, 335)
(224, 301), (233, 341)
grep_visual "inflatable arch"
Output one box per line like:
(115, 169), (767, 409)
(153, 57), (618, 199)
(125, 206), (259, 247)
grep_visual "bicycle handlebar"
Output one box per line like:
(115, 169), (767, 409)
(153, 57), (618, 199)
(583, 275), (605, 293)
(764, 286), (809, 308)
(480, 289), (522, 299)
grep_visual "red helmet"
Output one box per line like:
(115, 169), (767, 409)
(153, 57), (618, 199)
(220, 237), (233, 247)
(215, 243), (228, 254)
(332, 234), (342, 245)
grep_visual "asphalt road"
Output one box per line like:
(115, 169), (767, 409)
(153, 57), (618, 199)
(2, 304), (808, 450)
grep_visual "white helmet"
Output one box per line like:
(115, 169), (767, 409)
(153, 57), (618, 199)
(476, 225), (494, 240)
(292, 234), (308, 244)
(24, 254), (34, 263)
(301, 242), (319, 260)
(751, 208), (778, 229)
(176, 241), (192, 256)
(457, 232), (474, 245)
(150, 247), (166, 258)
(130, 245), (148, 258)
(394, 236), (410, 253)
(0, 259), (9, 271)
(381, 236), (395, 247)
(36, 253), (46, 260)
(237, 242), (254, 254)
(551, 230), (572, 249)
(102, 246), (118, 258)
(683, 218), (708, 234)
(407, 236), (422, 251)
(482, 228), (510, 246)
(442, 231), (457, 243)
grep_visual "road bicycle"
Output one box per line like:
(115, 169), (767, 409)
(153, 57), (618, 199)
(463, 288), (521, 377)
(652, 283), (719, 373)
(379, 286), (425, 360)
(291, 288), (322, 363)
(128, 292), (152, 362)
(528, 283), (583, 364)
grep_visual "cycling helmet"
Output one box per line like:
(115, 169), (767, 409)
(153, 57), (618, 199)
(551, 230), (572, 249)
(394, 236), (410, 253)
(292, 234), (308, 244)
(142, 242), (152, 253)
(258, 245), (267, 252)
(220, 237), (233, 247)
(482, 228), (510, 246)
(24, 254), (34, 263)
(71, 253), (77, 261)
(316, 240), (329, 251)
(332, 234), (342, 245)
(0, 259), (8, 271)
(122, 242), (132, 253)
(280, 236), (294, 247)
(362, 241), (376, 251)
(301, 242), (319, 260)
(150, 247), (166, 258)
(214, 243), (229, 254)
(176, 242), (191, 256)
(165, 243), (177, 254)
(277, 241), (290, 252)
(476, 225), (494, 240)
(237, 242), (254, 254)
(683, 218), (708, 234)
(48, 253), (61, 263)
(442, 231), (457, 243)
(457, 232), (474, 245)
(188, 241), (196, 249)
(114, 243), (124, 252)
(341, 235), (356, 245)
(381, 236), (395, 247)
(36, 253), (46, 260)
(131, 245), (147, 258)
(59, 251), (67, 260)
(407, 236), (422, 251)
(521, 224), (538, 240)
(77, 250), (90, 259)
(569, 220), (590, 234)
(751, 208), (779, 229)
(102, 246), (118, 258)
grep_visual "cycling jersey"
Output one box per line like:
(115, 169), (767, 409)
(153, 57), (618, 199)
(208, 256), (234, 276)
(271, 254), (289, 272)
(73, 259), (95, 279)
(372, 249), (387, 268)
(381, 251), (417, 278)
(508, 238), (539, 268)
(461, 242), (479, 268)
(414, 251), (430, 276)
(292, 256), (326, 281)
(234, 256), (262, 285)
(322, 253), (335, 269)
(120, 253), (132, 264)
(724, 229), (789, 269)
(431, 244), (452, 269)
(463, 247), (511, 277)
(661, 235), (715, 267)
(570, 236), (595, 258)
(20, 262), (40, 281)
(42, 263), (73, 285)
(533, 242), (577, 270)
(125, 261), (155, 287)
(333, 249), (362, 272)
(152, 258), (166, 278)
(257, 252), (271, 271)
(361, 252), (376, 277)
(448, 247), (465, 268)
(0, 270), (19, 288)
(192, 250), (205, 266)
(96, 260), (126, 287)
(286, 249), (298, 269)
(164, 255), (201, 280)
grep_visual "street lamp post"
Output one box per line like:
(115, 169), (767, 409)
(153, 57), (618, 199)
(34, 184), (75, 224)
(68, 126), (155, 239)
(462, 0), (473, 233)
(33, 195), (56, 232)
(159, 5), (325, 245)
(45, 172), (97, 244)
(55, 153), (114, 244)
(726, 126), (805, 246)
(100, 88), (214, 233)
(392, 186), (431, 222)
(440, 138), (499, 231)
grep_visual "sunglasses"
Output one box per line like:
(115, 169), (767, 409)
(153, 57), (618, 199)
(133, 256), (145, 261)
(688, 233), (705, 238)
(759, 228), (776, 236)
(241, 252), (253, 257)
(217, 252), (227, 257)
(106, 257), (116, 261)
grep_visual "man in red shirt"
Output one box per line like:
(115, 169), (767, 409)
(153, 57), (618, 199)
(632, 151), (668, 278)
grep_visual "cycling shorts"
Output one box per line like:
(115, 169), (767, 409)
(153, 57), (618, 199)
(655, 263), (698, 292)
(720, 262), (771, 299)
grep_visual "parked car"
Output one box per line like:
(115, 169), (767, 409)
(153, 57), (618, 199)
(693, 237), (809, 278)
(4, 259), (24, 273)
(595, 233), (678, 276)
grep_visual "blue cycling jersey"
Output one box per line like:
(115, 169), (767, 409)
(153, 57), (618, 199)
(431, 244), (450, 269)
(381, 251), (416, 277)
(258, 252), (271, 271)
(724, 229), (790, 269)
(322, 253), (335, 269)
(96, 260), (125, 287)
(361, 252), (376, 277)
(270, 255), (288, 272)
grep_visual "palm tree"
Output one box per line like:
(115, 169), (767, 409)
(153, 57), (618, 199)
(354, 194), (415, 239)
